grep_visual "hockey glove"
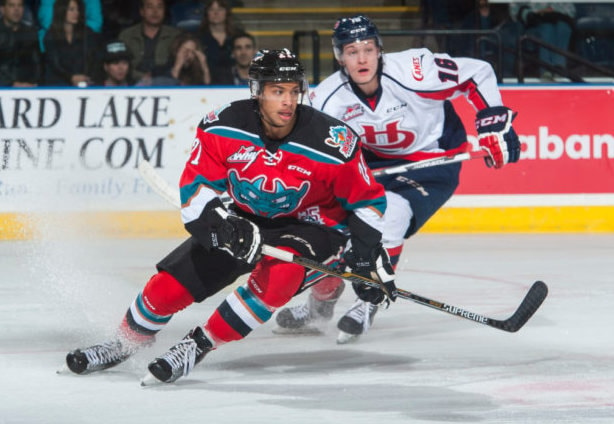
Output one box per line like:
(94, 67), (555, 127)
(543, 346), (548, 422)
(343, 244), (397, 305)
(201, 203), (262, 265)
(475, 106), (520, 169)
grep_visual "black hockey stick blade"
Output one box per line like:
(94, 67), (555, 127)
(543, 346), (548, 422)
(488, 280), (548, 332)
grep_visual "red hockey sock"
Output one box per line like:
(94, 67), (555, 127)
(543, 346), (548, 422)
(311, 276), (344, 301)
(205, 253), (305, 345)
(121, 271), (194, 341)
(386, 244), (404, 269)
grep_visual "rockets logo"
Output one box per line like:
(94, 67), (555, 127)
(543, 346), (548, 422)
(228, 170), (309, 218)
(324, 125), (356, 158)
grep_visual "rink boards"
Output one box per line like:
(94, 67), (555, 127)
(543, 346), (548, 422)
(1, 85), (612, 239)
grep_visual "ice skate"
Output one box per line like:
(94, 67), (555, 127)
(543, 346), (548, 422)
(66, 340), (136, 375)
(143, 326), (213, 384)
(274, 284), (344, 335)
(336, 299), (378, 344)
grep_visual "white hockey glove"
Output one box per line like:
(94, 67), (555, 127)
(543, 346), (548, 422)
(343, 244), (397, 304)
(475, 106), (520, 169)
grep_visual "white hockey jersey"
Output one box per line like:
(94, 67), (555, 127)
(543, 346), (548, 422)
(310, 48), (503, 161)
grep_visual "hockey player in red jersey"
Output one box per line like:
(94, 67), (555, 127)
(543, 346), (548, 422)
(275, 15), (521, 343)
(65, 49), (396, 384)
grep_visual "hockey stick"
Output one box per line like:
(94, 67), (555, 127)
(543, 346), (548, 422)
(371, 150), (489, 177)
(263, 245), (548, 333)
(137, 160), (548, 333)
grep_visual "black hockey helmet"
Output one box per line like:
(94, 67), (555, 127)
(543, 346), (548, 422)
(332, 15), (383, 61)
(248, 48), (308, 97)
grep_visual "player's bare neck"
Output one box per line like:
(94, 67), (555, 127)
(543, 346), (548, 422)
(262, 120), (292, 141)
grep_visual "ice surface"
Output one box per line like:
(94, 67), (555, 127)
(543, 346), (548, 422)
(1, 233), (613, 423)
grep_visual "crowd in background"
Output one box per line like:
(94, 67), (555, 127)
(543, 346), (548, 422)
(0, 0), (255, 87)
(1, 0), (613, 87)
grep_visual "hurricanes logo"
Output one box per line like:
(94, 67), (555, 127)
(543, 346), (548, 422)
(411, 55), (424, 81)
(325, 125), (356, 158)
(228, 170), (309, 218)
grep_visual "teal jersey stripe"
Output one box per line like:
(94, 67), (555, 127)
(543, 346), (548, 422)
(337, 195), (387, 216)
(180, 175), (226, 204)
(236, 285), (273, 322)
(136, 293), (172, 324)
(206, 127), (343, 165)
(283, 142), (343, 165)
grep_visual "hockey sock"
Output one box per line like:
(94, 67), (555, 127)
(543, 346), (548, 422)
(205, 255), (305, 345)
(311, 276), (345, 301)
(121, 271), (194, 342)
(385, 244), (404, 269)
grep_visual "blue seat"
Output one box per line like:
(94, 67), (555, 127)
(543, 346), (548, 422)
(574, 4), (614, 68)
(170, 1), (204, 33)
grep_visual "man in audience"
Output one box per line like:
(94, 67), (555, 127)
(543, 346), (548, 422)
(119, 0), (181, 83)
(0, 0), (41, 86)
(230, 31), (255, 86)
(98, 39), (133, 86)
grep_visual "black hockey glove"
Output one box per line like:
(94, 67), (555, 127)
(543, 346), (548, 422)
(196, 201), (262, 265)
(475, 106), (520, 169)
(343, 244), (397, 305)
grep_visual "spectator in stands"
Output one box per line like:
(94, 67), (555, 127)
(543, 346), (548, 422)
(510, 2), (576, 80)
(37, 0), (102, 52)
(100, 0), (140, 41)
(230, 31), (255, 85)
(454, 0), (519, 78)
(119, 0), (181, 84)
(198, 0), (243, 85)
(96, 39), (134, 86)
(148, 31), (210, 85)
(42, 0), (100, 86)
(0, 0), (41, 86)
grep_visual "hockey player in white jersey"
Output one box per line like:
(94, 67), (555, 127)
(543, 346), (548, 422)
(275, 15), (520, 343)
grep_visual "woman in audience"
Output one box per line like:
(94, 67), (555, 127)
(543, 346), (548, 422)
(197, 0), (242, 85)
(43, 0), (100, 86)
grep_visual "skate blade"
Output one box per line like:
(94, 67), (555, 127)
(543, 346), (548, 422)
(336, 331), (360, 345)
(56, 364), (71, 375)
(272, 325), (324, 336)
(140, 372), (163, 387)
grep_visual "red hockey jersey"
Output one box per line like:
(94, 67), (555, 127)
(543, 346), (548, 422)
(179, 99), (387, 240)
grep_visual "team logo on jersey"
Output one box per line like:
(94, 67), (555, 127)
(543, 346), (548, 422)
(227, 146), (260, 163)
(360, 120), (416, 153)
(203, 103), (231, 124)
(411, 55), (424, 81)
(228, 170), (309, 218)
(342, 104), (364, 121)
(324, 125), (356, 158)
